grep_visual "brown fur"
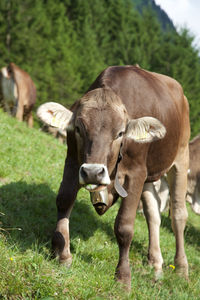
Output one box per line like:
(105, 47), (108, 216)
(0, 62), (36, 127)
(52, 65), (190, 290)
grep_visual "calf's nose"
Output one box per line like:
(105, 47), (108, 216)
(79, 163), (110, 185)
(81, 165), (105, 181)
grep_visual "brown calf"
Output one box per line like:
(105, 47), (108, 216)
(0, 62), (36, 127)
(39, 65), (190, 290)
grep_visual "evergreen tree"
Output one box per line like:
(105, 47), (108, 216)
(136, 7), (163, 69)
(156, 28), (200, 137)
(0, 0), (82, 107)
(104, 0), (142, 66)
(0, 0), (199, 135)
(65, 0), (107, 93)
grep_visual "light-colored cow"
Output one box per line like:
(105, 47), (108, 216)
(138, 176), (169, 214)
(186, 135), (200, 214)
(0, 62), (36, 127)
(145, 135), (200, 215)
(42, 125), (67, 144)
(36, 102), (72, 143)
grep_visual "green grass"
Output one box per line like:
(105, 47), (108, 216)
(0, 109), (200, 299)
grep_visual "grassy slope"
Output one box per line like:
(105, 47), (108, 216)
(0, 109), (200, 299)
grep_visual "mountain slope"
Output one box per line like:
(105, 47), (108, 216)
(133, 0), (175, 31)
(0, 110), (200, 299)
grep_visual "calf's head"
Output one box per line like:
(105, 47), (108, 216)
(71, 88), (166, 191)
(73, 88), (128, 190)
(37, 88), (166, 213)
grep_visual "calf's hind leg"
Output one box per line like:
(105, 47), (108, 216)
(167, 145), (189, 278)
(16, 101), (24, 121)
(141, 182), (163, 280)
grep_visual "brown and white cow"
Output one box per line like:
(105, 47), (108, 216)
(36, 102), (71, 143)
(137, 175), (169, 214)
(0, 62), (36, 127)
(39, 65), (190, 290)
(141, 135), (200, 215)
(186, 134), (200, 214)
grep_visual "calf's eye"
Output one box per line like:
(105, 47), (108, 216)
(116, 131), (124, 139)
(75, 126), (81, 135)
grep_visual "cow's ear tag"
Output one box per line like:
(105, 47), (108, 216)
(51, 114), (64, 128)
(126, 117), (166, 143)
(114, 175), (128, 198)
(51, 115), (60, 127)
(134, 131), (148, 141)
(37, 102), (72, 130)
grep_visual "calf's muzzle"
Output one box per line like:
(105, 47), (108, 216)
(79, 163), (111, 213)
(79, 163), (110, 186)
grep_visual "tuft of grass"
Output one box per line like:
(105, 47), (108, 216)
(0, 109), (200, 299)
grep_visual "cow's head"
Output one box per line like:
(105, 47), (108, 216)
(37, 88), (166, 213)
(73, 89), (128, 188)
(1, 63), (13, 80)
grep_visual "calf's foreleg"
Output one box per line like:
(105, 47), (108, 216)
(114, 172), (145, 290)
(52, 157), (79, 266)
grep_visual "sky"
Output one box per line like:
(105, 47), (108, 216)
(154, 0), (200, 50)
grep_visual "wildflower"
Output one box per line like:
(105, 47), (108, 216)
(10, 257), (14, 261)
(169, 264), (175, 270)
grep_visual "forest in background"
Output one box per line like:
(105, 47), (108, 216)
(0, 0), (200, 137)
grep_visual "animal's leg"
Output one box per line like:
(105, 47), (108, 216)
(167, 145), (189, 278)
(114, 172), (145, 290)
(12, 97), (18, 116)
(12, 104), (17, 116)
(27, 112), (33, 128)
(141, 182), (163, 280)
(16, 101), (24, 121)
(187, 179), (200, 215)
(52, 157), (79, 266)
(191, 184), (200, 214)
(4, 101), (11, 114)
(154, 177), (170, 212)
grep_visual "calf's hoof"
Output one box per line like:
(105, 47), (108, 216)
(174, 257), (189, 280)
(154, 269), (163, 281)
(115, 268), (131, 291)
(175, 264), (189, 280)
(52, 231), (72, 267)
(59, 255), (72, 268)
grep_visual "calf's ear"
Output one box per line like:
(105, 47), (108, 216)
(36, 102), (73, 130)
(125, 116), (166, 143)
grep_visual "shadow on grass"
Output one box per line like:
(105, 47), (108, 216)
(131, 239), (148, 266)
(4, 181), (198, 264)
(0, 181), (115, 253)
